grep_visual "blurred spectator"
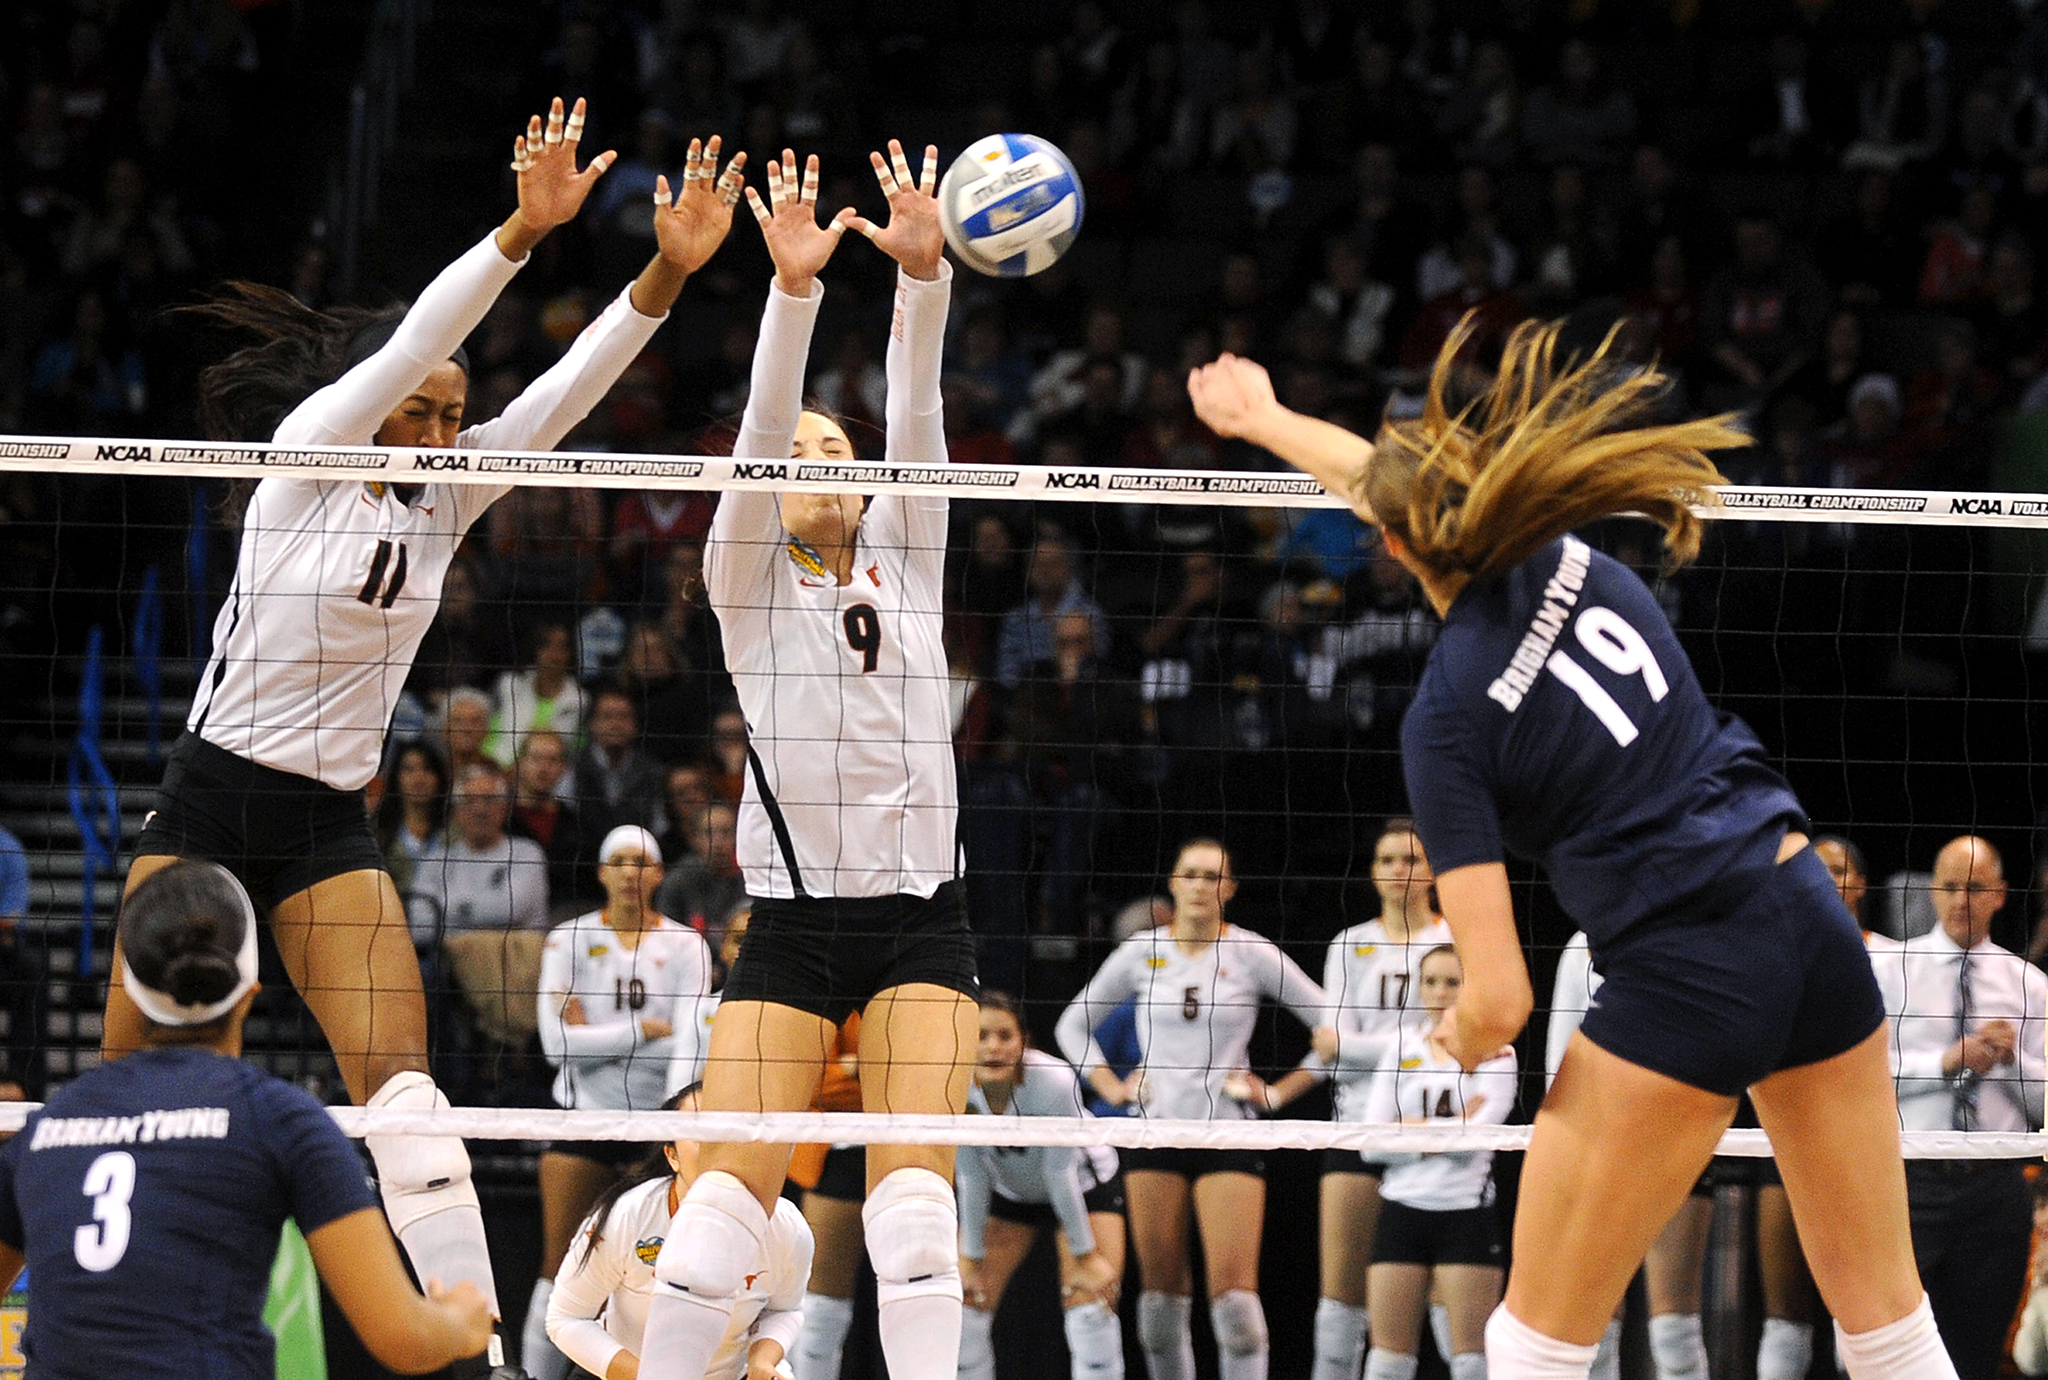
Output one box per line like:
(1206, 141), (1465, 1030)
(1041, 354), (1138, 467)
(1700, 217), (1828, 411)
(1903, 321), (2001, 478)
(507, 729), (597, 911)
(656, 760), (718, 862)
(1519, 38), (1635, 168)
(1614, 144), (1709, 275)
(1336, 39), (1433, 166)
(951, 307), (1034, 438)
(1347, 143), (1430, 291)
(1307, 235), (1396, 371)
(1844, 37), (1948, 173)
(573, 688), (665, 837)
(375, 740), (449, 899)
(409, 764), (550, 946)
(1063, 0), (1130, 120)
(0, 825), (48, 1101)
(1027, 305), (1148, 443)
(653, 800), (747, 950)
(487, 621), (587, 768)
(1400, 234), (1524, 378)
(1817, 373), (1913, 488)
(1871, 836), (2047, 1380)
(610, 487), (714, 609)
(614, 621), (702, 765)
(437, 687), (496, 786)
(812, 328), (887, 434)
(1736, 31), (1849, 167)
(1820, 171), (1919, 309)
(61, 159), (194, 282)
(996, 527), (1110, 688)
(1919, 186), (2001, 307)
(1976, 234), (2048, 392)
(706, 704), (751, 805)
(1784, 310), (1870, 427)
(1416, 166), (1517, 303)
(1522, 163), (1615, 310)
(1622, 234), (1702, 376)
(1209, 49), (1295, 172)
(27, 289), (147, 433)
(411, 559), (511, 697)
(1436, 39), (1520, 167)
(487, 484), (604, 613)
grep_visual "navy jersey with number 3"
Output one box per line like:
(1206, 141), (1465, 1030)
(1402, 536), (1804, 944)
(0, 1046), (377, 1379)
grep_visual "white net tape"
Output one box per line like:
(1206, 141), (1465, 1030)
(0, 1104), (2035, 1157)
(1, 434), (2041, 526)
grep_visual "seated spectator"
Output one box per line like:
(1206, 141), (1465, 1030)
(655, 541), (727, 703)
(1337, 38), (1434, 165)
(1844, 36), (1947, 174)
(653, 800), (747, 950)
(410, 559), (512, 697)
(1870, 836), (2048, 1380)
(1613, 144), (1709, 277)
(1025, 305), (1148, 444)
(996, 526), (1110, 688)
(375, 741), (449, 900)
(1919, 185), (2001, 307)
(1039, 354), (1137, 466)
(1399, 234), (1524, 378)
(1519, 38), (1635, 168)
(0, 824), (48, 1101)
(409, 765), (550, 946)
(609, 487), (714, 610)
(1210, 48), (1296, 172)
(573, 688), (665, 837)
(1521, 162), (1615, 310)
(487, 621), (587, 768)
(1975, 234), (2048, 392)
(1621, 234), (1701, 377)
(487, 483), (603, 612)
(27, 289), (147, 433)
(1699, 216), (1828, 411)
(656, 759), (717, 862)
(1435, 39), (1520, 167)
(616, 619), (709, 765)
(1817, 373), (1916, 488)
(1417, 167), (1517, 305)
(508, 729), (598, 912)
(950, 305), (1033, 438)
(1324, 539), (1438, 743)
(1735, 31), (1849, 166)
(1819, 170), (1919, 309)
(950, 513), (1027, 676)
(941, 376), (1020, 470)
(436, 686), (496, 786)
(705, 704), (750, 806)
(1307, 234), (1397, 372)
(812, 327), (886, 433)
(1784, 309), (1870, 428)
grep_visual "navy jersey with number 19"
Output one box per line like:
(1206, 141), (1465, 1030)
(1402, 536), (1805, 946)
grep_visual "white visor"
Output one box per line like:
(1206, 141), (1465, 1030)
(119, 872), (260, 1027)
(600, 824), (664, 866)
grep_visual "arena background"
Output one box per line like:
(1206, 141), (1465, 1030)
(7, 0), (2048, 1376)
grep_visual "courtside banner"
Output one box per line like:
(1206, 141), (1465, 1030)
(8, 436), (2048, 524)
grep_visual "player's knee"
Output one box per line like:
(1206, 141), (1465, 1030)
(1064, 1300), (1124, 1379)
(654, 1170), (770, 1299)
(1209, 1290), (1267, 1357)
(363, 1071), (476, 1232)
(861, 1167), (960, 1299)
(1136, 1293), (1191, 1354)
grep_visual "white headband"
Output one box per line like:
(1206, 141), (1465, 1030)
(120, 879), (260, 1027)
(600, 824), (663, 866)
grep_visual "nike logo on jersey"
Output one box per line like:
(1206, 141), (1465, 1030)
(744, 1271), (764, 1289)
(866, 562), (881, 586)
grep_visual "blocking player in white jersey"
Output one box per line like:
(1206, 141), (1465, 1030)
(104, 98), (749, 1375)
(1296, 819), (1453, 1380)
(636, 142), (978, 1380)
(1361, 947), (1515, 1380)
(548, 1085), (815, 1380)
(1055, 838), (1327, 1380)
(958, 994), (1127, 1380)
(524, 825), (719, 1380)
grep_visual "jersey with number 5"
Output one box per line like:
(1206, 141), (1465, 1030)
(1402, 536), (1805, 945)
(0, 1046), (377, 1379)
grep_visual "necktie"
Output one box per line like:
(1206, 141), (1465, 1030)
(1953, 950), (1979, 1132)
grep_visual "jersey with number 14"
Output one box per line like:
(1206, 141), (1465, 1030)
(708, 267), (957, 900)
(1402, 536), (1805, 947)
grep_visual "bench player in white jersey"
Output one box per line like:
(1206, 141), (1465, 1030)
(958, 993), (1127, 1380)
(1055, 838), (1327, 1380)
(636, 142), (978, 1380)
(1362, 946), (1514, 1380)
(1301, 819), (1453, 1380)
(548, 1085), (815, 1380)
(524, 825), (719, 1380)
(103, 99), (749, 1374)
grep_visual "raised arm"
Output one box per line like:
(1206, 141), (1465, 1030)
(275, 97), (609, 447)
(1187, 353), (1376, 518)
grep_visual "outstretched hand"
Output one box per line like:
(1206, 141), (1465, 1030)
(654, 136), (746, 275)
(745, 148), (855, 297)
(1186, 354), (1279, 441)
(843, 139), (945, 282)
(507, 97), (616, 235)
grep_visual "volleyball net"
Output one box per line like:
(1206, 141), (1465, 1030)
(3, 434), (2048, 1165)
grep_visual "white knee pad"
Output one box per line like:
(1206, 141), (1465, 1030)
(1648, 1313), (1707, 1380)
(1211, 1290), (1268, 1357)
(1483, 1306), (1599, 1380)
(1757, 1318), (1815, 1380)
(654, 1170), (770, 1300)
(960, 1306), (996, 1380)
(1365, 1348), (1420, 1380)
(365, 1071), (479, 1235)
(1313, 1299), (1368, 1380)
(1136, 1292), (1192, 1355)
(1065, 1300), (1124, 1380)
(1450, 1354), (1488, 1380)
(862, 1168), (962, 1303)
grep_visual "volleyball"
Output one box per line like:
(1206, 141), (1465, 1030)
(937, 133), (1085, 278)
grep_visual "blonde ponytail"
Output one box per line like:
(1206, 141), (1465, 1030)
(1362, 315), (1749, 582)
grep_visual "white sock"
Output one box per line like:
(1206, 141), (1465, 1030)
(1431, 1304), (1455, 1362)
(961, 1305), (996, 1380)
(1452, 1355), (1488, 1380)
(864, 1168), (965, 1380)
(1066, 1301), (1125, 1380)
(1210, 1289), (1269, 1380)
(523, 1276), (570, 1380)
(1312, 1298), (1368, 1380)
(1136, 1292), (1195, 1380)
(1366, 1348), (1421, 1380)
(1833, 1296), (1958, 1380)
(1649, 1313), (1708, 1380)
(797, 1292), (856, 1380)
(1485, 1305), (1600, 1380)
(637, 1170), (769, 1380)
(1759, 1319), (1816, 1380)
(1591, 1322), (1623, 1380)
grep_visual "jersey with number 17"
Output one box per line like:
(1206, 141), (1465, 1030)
(1402, 535), (1806, 947)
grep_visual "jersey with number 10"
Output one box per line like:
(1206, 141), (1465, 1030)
(1403, 536), (1805, 946)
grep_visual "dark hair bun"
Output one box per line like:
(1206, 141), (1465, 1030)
(157, 948), (240, 1006)
(118, 861), (253, 1011)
